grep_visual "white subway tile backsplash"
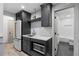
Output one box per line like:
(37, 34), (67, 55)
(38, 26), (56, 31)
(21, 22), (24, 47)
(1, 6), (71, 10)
(31, 21), (52, 37)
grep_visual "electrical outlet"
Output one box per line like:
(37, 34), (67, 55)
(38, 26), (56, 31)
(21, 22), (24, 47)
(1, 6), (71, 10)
(55, 48), (56, 51)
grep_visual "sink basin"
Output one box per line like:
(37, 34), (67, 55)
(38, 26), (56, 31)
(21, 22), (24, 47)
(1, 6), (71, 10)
(27, 34), (34, 37)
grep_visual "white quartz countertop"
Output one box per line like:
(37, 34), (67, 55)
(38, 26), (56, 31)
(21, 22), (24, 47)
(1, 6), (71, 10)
(22, 35), (52, 41)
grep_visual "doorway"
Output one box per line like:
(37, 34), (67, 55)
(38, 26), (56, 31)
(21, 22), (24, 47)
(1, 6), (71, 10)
(3, 15), (15, 43)
(54, 7), (74, 56)
(8, 20), (15, 43)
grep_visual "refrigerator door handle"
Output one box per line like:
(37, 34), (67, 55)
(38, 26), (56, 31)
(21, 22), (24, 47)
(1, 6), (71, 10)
(15, 20), (22, 39)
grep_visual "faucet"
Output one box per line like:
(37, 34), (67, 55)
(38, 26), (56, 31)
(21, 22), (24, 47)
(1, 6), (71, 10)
(32, 29), (36, 35)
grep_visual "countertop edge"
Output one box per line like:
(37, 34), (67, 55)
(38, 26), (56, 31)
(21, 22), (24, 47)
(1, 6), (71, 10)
(22, 35), (52, 41)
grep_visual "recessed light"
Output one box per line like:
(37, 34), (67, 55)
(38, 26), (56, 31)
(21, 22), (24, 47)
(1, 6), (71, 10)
(21, 5), (25, 9)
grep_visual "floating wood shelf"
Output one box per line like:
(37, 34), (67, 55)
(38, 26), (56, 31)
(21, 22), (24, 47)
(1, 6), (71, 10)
(28, 17), (41, 22)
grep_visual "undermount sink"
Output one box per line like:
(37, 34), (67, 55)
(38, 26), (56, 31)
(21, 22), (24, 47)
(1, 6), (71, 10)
(27, 34), (34, 37)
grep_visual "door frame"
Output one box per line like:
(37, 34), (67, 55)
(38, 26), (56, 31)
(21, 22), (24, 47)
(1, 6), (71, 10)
(54, 7), (74, 56)
(52, 3), (79, 56)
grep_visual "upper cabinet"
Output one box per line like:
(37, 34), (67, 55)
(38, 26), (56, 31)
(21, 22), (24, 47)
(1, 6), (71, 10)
(16, 10), (31, 22)
(31, 10), (41, 20)
(16, 10), (31, 35)
(41, 3), (52, 27)
(16, 11), (22, 20)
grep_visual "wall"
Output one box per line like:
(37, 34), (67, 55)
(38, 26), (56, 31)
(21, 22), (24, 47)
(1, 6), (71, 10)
(56, 8), (74, 40)
(31, 21), (52, 37)
(3, 11), (15, 43)
(31, 9), (52, 37)
(0, 4), (3, 35)
(0, 3), (4, 56)
(74, 4), (79, 56)
(53, 3), (74, 40)
(0, 3), (3, 43)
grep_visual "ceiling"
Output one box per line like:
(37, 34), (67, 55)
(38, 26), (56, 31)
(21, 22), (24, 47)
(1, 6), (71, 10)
(4, 3), (43, 14)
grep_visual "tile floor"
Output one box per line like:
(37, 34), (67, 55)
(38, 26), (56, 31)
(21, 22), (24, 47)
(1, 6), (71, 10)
(56, 42), (73, 56)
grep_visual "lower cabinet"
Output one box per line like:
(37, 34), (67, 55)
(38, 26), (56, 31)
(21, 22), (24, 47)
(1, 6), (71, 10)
(30, 38), (52, 56)
(30, 39), (46, 56)
(22, 37), (31, 55)
(22, 37), (52, 56)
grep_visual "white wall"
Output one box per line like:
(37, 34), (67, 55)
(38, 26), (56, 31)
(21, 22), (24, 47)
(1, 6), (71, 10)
(31, 9), (52, 37)
(31, 21), (52, 37)
(3, 14), (15, 43)
(56, 8), (74, 40)
(74, 4), (79, 56)
(0, 3), (3, 38)
(0, 3), (4, 56)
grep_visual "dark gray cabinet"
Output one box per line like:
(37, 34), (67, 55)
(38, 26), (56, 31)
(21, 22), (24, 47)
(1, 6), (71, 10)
(30, 38), (46, 56)
(16, 11), (22, 20)
(30, 38), (52, 56)
(22, 21), (31, 35)
(16, 10), (31, 21)
(46, 38), (52, 56)
(16, 10), (31, 35)
(41, 3), (52, 27)
(22, 37), (52, 56)
(16, 10), (31, 53)
(22, 37), (31, 54)
(22, 11), (31, 22)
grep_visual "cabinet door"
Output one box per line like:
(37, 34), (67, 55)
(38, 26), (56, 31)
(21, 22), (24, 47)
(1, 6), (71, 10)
(22, 11), (31, 22)
(16, 12), (22, 20)
(22, 37), (30, 54)
(41, 4), (52, 27)
(22, 12), (27, 21)
(41, 6), (49, 27)
(21, 11), (31, 35)
(22, 21), (31, 35)
(30, 38), (46, 56)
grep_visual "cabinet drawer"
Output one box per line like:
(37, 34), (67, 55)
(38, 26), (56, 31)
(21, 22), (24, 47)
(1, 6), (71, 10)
(33, 43), (46, 54)
(31, 38), (46, 45)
